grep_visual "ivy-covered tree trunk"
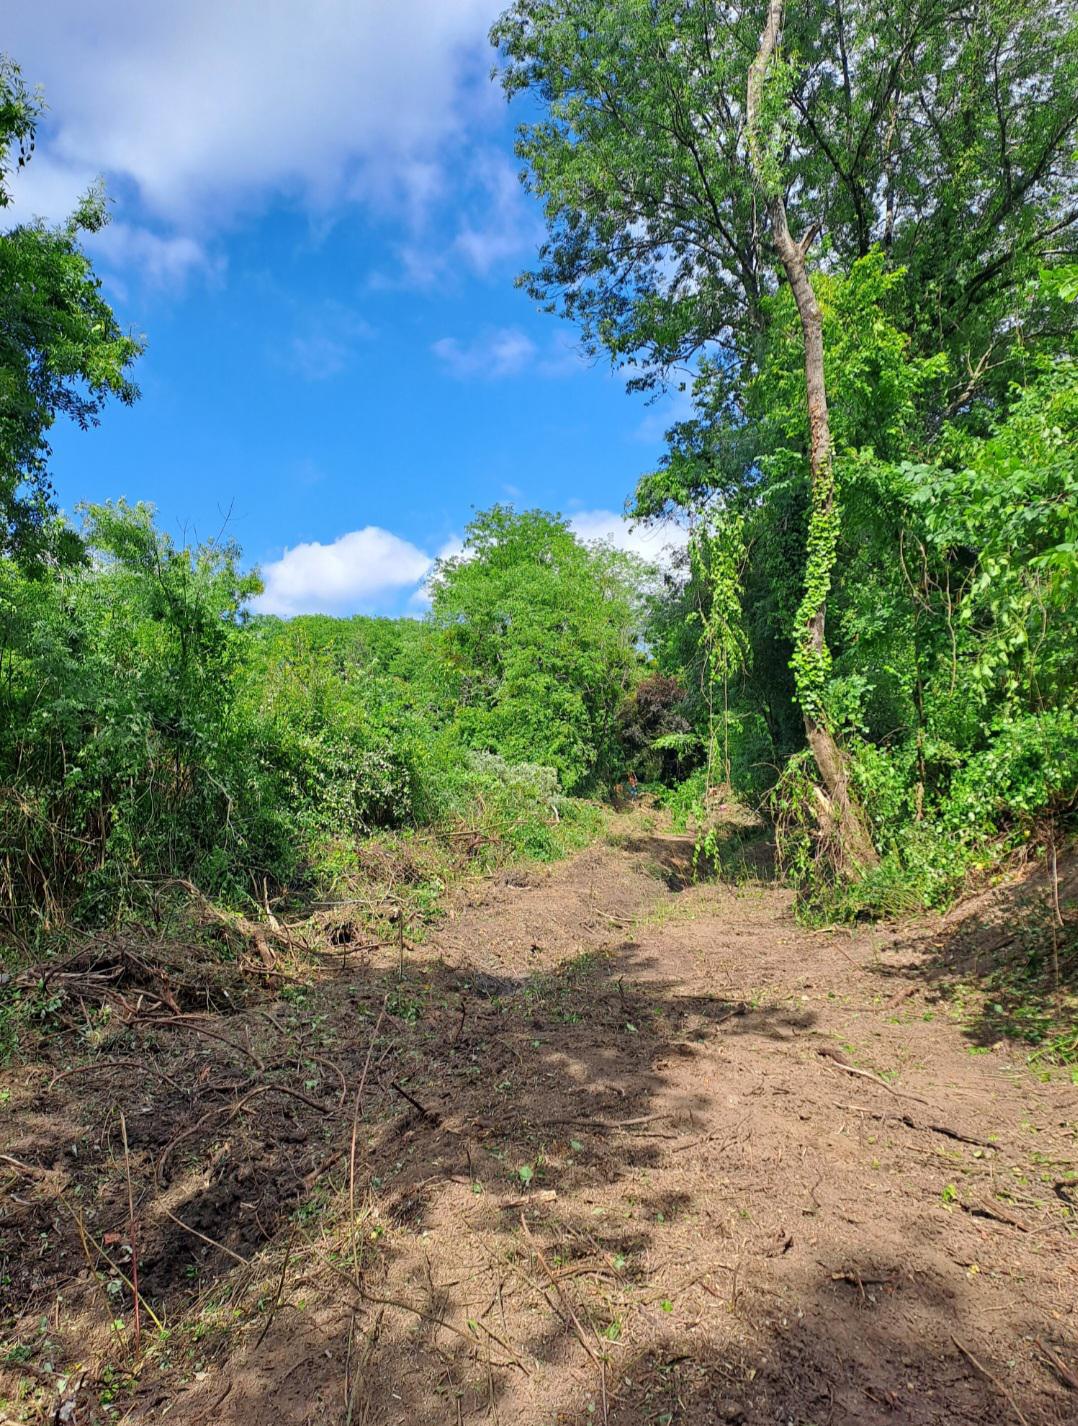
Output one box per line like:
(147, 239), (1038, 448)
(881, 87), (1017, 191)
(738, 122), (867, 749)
(747, 0), (877, 870)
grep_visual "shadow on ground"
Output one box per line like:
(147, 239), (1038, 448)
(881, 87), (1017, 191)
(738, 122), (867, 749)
(878, 852), (1078, 1057)
(2, 852), (1075, 1425)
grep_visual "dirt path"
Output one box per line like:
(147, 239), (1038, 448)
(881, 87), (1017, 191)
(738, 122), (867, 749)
(1, 823), (1076, 1425)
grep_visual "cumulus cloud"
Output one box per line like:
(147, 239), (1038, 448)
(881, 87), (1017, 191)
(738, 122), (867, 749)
(569, 510), (689, 564)
(2, 151), (100, 228)
(254, 513), (683, 618)
(88, 221), (217, 287)
(254, 527), (436, 617)
(5, 1), (506, 282)
(6, 2), (500, 223)
(432, 327), (538, 380)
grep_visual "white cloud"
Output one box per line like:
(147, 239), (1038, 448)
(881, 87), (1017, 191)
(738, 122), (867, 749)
(6, 2), (500, 223)
(254, 527), (435, 617)
(286, 303), (376, 381)
(3, 155), (218, 293)
(430, 326), (588, 381)
(252, 512), (683, 619)
(367, 148), (541, 291)
(432, 327), (538, 380)
(407, 533), (466, 612)
(569, 510), (688, 564)
(2, 151), (99, 228)
(88, 221), (217, 287)
(5, 1), (506, 282)
(452, 151), (542, 276)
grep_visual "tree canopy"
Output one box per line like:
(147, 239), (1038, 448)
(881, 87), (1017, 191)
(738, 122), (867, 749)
(493, 0), (1077, 400)
(0, 56), (143, 569)
(431, 507), (649, 789)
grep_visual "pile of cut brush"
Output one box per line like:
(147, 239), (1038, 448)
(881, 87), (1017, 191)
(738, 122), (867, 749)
(12, 935), (256, 1028)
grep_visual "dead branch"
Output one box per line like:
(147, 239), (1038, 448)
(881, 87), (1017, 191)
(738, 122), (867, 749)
(518, 1213), (602, 1370)
(139, 1014), (266, 1069)
(836, 1102), (995, 1148)
(951, 1336), (1030, 1426)
(254, 1221), (297, 1350)
(389, 1079), (441, 1124)
(160, 1205), (252, 1267)
(1035, 1338), (1078, 1391)
(961, 1198), (1029, 1232)
(349, 999), (389, 1274)
(0, 1152), (48, 1180)
(816, 1047), (929, 1104)
(47, 1057), (184, 1093)
(119, 1114), (140, 1349)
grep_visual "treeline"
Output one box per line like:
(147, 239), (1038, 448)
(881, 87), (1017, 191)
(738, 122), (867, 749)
(492, 0), (1078, 915)
(0, 500), (658, 930)
(3, 1), (1078, 937)
(0, 59), (662, 934)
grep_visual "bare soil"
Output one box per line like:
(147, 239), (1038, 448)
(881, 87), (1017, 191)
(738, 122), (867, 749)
(1, 816), (1076, 1425)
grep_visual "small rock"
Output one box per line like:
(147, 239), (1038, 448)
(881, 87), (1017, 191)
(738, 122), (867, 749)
(716, 1401), (744, 1423)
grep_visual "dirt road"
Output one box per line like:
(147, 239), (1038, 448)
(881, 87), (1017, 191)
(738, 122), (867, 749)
(2, 824), (1075, 1424)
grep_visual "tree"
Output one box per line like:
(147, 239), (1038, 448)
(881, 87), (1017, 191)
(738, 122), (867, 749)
(745, 0), (876, 864)
(493, 1), (1076, 394)
(430, 507), (647, 790)
(0, 56), (143, 568)
(492, 0), (1077, 859)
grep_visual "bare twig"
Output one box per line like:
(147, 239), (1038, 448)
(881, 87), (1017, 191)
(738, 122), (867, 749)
(349, 999), (388, 1274)
(836, 1102), (994, 1148)
(254, 1221), (297, 1350)
(119, 1114), (140, 1350)
(518, 1214), (602, 1369)
(467, 1317), (530, 1376)
(962, 1198), (1028, 1233)
(0, 1152), (48, 1179)
(390, 1080), (440, 1124)
(160, 1206), (252, 1267)
(1036, 1338), (1078, 1391)
(951, 1336), (1030, 1426)
(817, 1048), (929, 1104)
(59, 1193), (163, 1333)
(47, 1058), (184, 1093)
(139, 1015), (265, 1070)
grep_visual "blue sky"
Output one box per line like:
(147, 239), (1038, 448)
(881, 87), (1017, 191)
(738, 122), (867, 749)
(5, 1), (688, 615)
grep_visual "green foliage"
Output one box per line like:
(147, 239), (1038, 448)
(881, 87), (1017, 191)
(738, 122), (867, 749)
(688, 512), (749, 787)
(644, 289), (1077, 916)
(431, 506), (648, 790)
(618, 674), (695, 784)
(903, 358), (1078, 712)
(494, 0), (1077, 396)
(1, 59), (143, 568)
(3, 11), (1076, 984)
(0, 503), (269, 921)
(497, 0), (1078, 921)
(0, 499), (630, 939)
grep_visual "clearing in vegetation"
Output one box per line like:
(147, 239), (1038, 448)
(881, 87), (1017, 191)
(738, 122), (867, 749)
(2, 4), (1077, 1420)
(1, 812), (1075, 1425)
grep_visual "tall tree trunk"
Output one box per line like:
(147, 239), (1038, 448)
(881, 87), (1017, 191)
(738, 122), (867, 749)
(746, 0), (877, 870)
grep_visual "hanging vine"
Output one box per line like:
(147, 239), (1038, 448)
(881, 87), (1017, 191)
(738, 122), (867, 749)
(789, 460), (840, 723)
